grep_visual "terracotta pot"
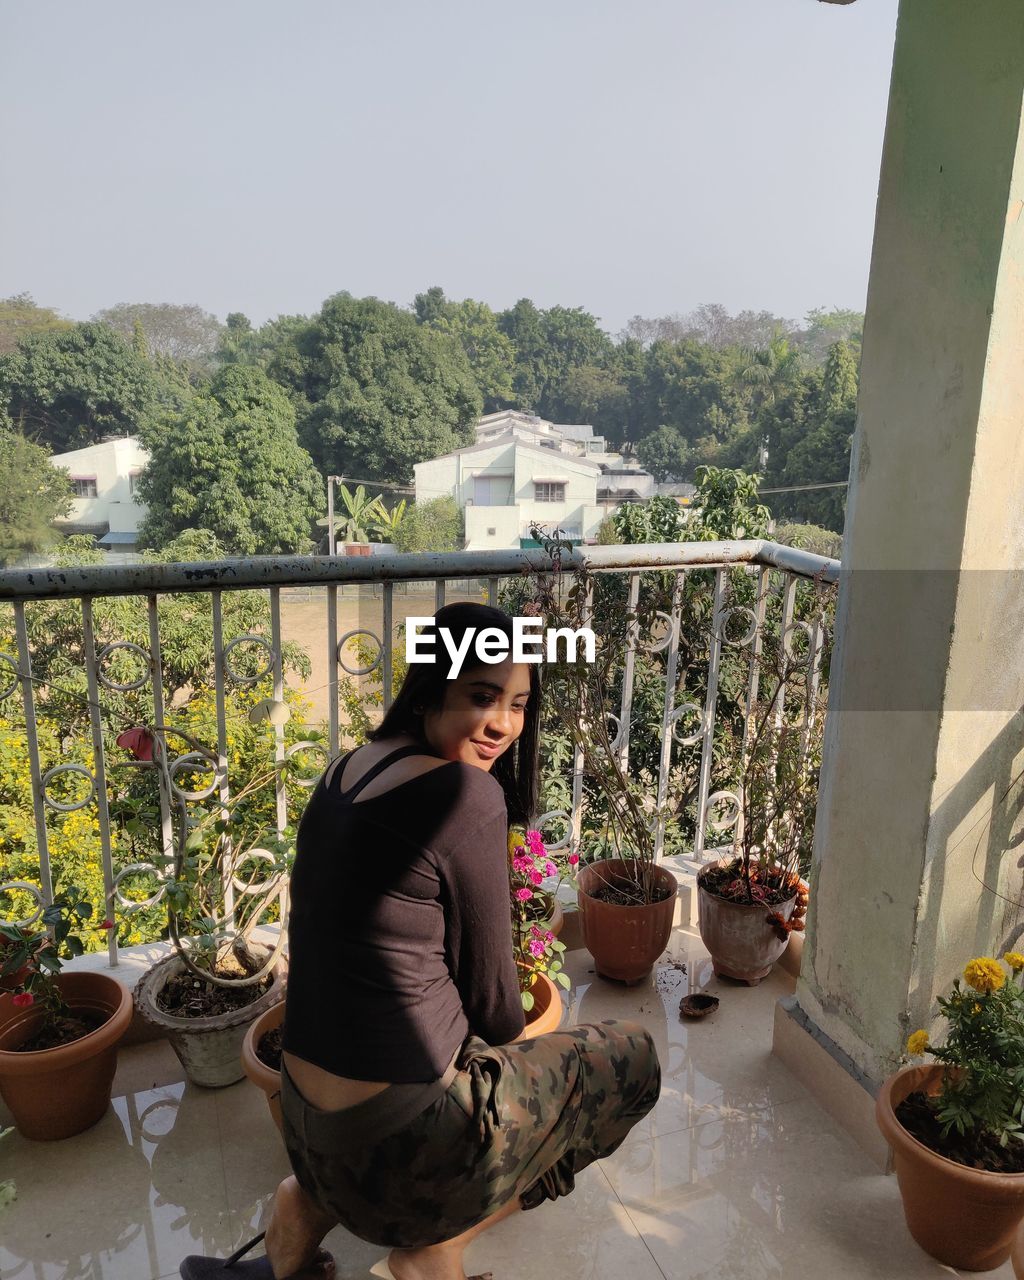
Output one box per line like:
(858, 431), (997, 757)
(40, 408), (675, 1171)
(0, 972), (133, 1140)
(696, 860), (797, 984)
(519, 894), (564, 939)
(514, 973), (564, 1042)
(241, 999), (286, 1134)
(876, 1064), (1024, 1271)
(135, 950), (287, 1088)
(1012, 1221), (1024, 1279)
(577, 858), (678, 985)
(343, 543), (372, 557)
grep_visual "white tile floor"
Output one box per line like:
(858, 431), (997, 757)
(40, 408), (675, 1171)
(1, 926), (1014, 1280)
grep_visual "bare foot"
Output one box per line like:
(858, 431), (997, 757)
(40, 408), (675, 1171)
(264, 1175), (337, 1279)
(386, 1243), (469, 1280)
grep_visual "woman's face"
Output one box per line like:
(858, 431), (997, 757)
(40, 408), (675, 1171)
(421, 657), (532, 771)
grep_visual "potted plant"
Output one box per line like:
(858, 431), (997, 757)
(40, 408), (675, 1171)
(695, 667), (816, 985)
(527, 526), (679, 984)
(129, 728), (289, 1088)
(0, 886), (132, 1140)
(335, 483), (385, 557)
(876, 953), (1024, 1271)
(508, 825), (572, 1038)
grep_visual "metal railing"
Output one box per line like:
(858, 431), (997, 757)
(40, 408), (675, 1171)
(0, 540), (838, 963)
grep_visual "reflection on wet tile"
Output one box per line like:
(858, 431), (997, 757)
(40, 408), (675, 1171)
(0, 1081), (234, 1280)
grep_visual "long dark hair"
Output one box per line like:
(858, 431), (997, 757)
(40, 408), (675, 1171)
(369, 602), (541, 825)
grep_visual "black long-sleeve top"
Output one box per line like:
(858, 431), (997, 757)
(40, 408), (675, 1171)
(283, 749), (525, 1082)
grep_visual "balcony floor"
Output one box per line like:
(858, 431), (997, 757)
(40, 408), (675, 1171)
(2, 927), (1011, 1280)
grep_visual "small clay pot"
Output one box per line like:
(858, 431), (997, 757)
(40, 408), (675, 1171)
(135, 950), (287, 1088)
(876, 1064), (1024, 1271)
(577, 858), (678, 985)
(514, 973), (564, 1042)
(696, 860), (796, 984)
(241, 1000), (286, 1134)
(0, 972), (133, 1140)
(679, 993), (719, 1019)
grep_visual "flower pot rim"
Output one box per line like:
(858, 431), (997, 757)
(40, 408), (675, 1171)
(0, 972), (133, 1071)
(241, 999), (286, 1089)
(135, 950), (287, 1034)
(877, 1063), (1024, 1187)
(696, 857), (799, 909)
(578, 856), (678, 908)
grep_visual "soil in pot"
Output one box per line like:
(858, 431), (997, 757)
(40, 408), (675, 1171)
(896, 1092), (1024, 1175)
(588, 881), (673, 908)
(256, 1024), (283, 1072)
(156, 968), (273, 1019)
(17, 1009), (105, 1052)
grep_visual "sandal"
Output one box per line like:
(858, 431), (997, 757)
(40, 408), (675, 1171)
(180, 1231), (336, 1280)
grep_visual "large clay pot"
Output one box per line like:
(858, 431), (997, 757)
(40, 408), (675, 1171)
(876, 1064), (1024, 1271)
(515, 973), (564, 1042)
(135, 951), (287, 1088)
(241, 999), (286, 1134)
(577, 858), (678, 985)
(0, 972), (133, 1140)
(696, 860), (797, 984)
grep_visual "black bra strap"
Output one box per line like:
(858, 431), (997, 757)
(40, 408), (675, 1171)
(334, 743), (436, 801)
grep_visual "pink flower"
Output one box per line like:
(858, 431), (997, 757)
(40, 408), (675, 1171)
(115, 727), (154, 762)
(526, 830), (545, 852)
(12, 992), (34, 1008)
(516, 888), (533, 902)
(528, 939), (545, 958)
(98, 919), (114, 931)
(523, 602), (542, 617)
(568, 854), (580, 867)
(529, 869), (543, 886)
(544, 861), (556, 877)
(512, 856), (532, 874)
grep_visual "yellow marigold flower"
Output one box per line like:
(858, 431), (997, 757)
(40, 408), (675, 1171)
(973, 1003), (982, 1014)
(964, 957), (1006, 993)
(906, 1030), (930, 1056)
(1004, 952), (1024, 973)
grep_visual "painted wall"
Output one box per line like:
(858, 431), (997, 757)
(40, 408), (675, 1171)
(50, 437), (150, 535)
(797, 0), (1024, 1082)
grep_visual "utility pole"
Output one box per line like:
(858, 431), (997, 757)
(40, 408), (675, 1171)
(326, 475), (343, 556)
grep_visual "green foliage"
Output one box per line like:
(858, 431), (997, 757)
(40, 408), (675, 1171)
(611, 494), (687, 544)
(689, 466), (772, 540)
(369, 498), (408, 543)
(414, 288), (516, 409)
(0, 322), (161, 452)
(916, 957), (1024, 1147)
(0, 294), (72, 355)
(137, 365), (322, 555)
(800, 307), (864, 362)
(332, 484), (386, 544)
(772, 522), (843, 559)
(257, 293), (481, 487)
(0, 885), (102, 1028)
(0, 431), (73, 565)
(636, 425), (690, 482)
(391, 495), (464, 553)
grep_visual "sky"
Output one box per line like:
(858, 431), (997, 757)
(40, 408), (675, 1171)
(1, 0), (900, 336)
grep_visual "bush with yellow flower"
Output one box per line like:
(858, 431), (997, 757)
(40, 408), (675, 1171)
(903, 952), (1024, 1154)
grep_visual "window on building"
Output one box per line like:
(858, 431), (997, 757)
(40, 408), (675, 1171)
(129, 470), (142, 496)
(534, 482), (565, 503)
(72, 477), (98, 498)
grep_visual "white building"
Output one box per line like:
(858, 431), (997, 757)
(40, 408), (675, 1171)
(415, 412), (657, 551)
(49, 436), (150, 553)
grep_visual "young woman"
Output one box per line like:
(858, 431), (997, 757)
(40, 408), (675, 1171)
(181, 603), (661, 1280)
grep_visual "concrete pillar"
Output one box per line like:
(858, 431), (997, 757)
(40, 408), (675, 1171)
(773, 0), (1024, 1163)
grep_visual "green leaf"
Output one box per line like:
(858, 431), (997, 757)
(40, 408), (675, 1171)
(521, 990), (535, 1012)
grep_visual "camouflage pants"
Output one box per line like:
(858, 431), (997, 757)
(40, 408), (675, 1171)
(280, 1020), (661, 1248)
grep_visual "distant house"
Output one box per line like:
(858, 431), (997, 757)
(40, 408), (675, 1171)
(414, 412), (656, 551)
(49, 436), (150, 554)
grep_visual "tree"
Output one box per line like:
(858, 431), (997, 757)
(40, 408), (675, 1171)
(0, 431), (73, 565)
(637, 340), (749, 445)
(0, 323), (159, 452)
(689, 466), (772, 541)
(737, 334), (805, 411)
(414, 289), (515, 409)
(0, 295), (73, 354)
(799, 307), (864, 362)
(391, 496), (464, 553)
(557, 364), (629, 438)
(331, 484), (385, 544)
(636, 426), (690, 482)
(611, 494), (687, 544)
(278, 293), (481, 487)
(137, 366), (322, 555)
(91, 303), (224, 368)
(819, 340), (859, 417)
(370, 498), (408, 543)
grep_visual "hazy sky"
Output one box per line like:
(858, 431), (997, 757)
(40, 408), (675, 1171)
(2, 0), (899, 336)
